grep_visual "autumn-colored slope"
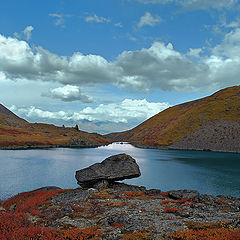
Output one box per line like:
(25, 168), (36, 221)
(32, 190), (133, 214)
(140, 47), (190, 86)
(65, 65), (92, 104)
(0, 104), (109, 148)
(0, 104), (28, 127)
(106, 86), (240, 152)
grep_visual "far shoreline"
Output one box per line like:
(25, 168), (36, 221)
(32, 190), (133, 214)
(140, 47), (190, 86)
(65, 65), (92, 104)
(0, 143), (109, 150)
(1, 141), (240, 154)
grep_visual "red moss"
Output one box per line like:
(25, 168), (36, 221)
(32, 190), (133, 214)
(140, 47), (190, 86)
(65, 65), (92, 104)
(175, 197), (190, 204)
(0, 189), (105, 239)
(112, 223), (125, 228)
(169, 228), (240, 240)
(123, 192), (146, 198)
(164, 207), (183, 213)
(160, 199), (173, 205)
(3, 189), (66, 216)
(122, 231), (151, 239)
(160, 191), (169, 197)
(0, 211), (62, 240)
(63, 228), (102, 239)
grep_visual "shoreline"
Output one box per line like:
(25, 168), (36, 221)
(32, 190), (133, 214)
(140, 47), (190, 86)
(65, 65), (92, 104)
(2, 141), (240, 154)
(128, 142), (240, 154)
(0, 143), (110, 150)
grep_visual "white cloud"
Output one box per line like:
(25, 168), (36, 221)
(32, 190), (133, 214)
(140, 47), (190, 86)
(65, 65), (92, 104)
(49, 13), (72, 27)
(23, 26), (34, 41)
(18, 106), (71, 121)
(138, 12), (162, 27)
(13, 99), (170, 124)
(42, 85), (93, 102)
(220, 16), (240, 29)
(187, 48), (202, 58)
(13, 26), (34, 41)
(180, 0), (238, 10)
(137, 0), (173, 3)
(1, 27), (240, 93)
(115, 42), (206, 91)
(136, 0), (238, 10)
(114, 22), (123, 28)
(0, 34), (119, 85)
(85, 14), (110, 23)
(0, 71), (8, 82)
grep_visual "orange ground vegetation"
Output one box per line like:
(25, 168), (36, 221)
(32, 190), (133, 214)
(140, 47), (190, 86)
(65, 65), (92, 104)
(1, 189), (239, 239)
(0, 189), (102, 240)
(0, 123), (109, 148)
(0, 104), (110, 148)
(122, 231), (151, 239)
(107, 86), (240, 146)
(169, 228), (240, 240)
(163, 207), (184, 213)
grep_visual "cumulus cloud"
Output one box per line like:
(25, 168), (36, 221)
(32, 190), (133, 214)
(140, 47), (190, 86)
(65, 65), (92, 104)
(136, 0), (238, 10)
(0, 34), (119, 85)
(85, 14), (110, 23)
(13, 99), (170, 124)
(138, 12), (162, 27)
(42, 85), (93, 102)
(14, 26), (34, 41)
(115, 42), (208, 91)
(1, 26), (240, 93)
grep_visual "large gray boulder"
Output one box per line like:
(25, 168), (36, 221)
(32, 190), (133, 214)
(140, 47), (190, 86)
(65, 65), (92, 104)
(75, 153), (141, 188)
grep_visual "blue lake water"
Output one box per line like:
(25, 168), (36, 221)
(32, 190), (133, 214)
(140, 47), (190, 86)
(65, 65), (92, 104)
(0, 143), (239, 200)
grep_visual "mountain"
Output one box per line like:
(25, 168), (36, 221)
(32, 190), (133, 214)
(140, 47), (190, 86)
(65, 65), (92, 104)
(0, 104), (28, 127)
(106, 86), (240, 153)
(0, 104), (109, 148)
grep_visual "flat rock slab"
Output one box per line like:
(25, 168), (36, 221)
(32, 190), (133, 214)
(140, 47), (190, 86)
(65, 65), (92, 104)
(75, 153), (141, 188)
(52, 188), (98, 203)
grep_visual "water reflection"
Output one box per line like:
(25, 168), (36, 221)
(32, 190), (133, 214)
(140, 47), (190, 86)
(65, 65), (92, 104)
(0, 143), (239, 200)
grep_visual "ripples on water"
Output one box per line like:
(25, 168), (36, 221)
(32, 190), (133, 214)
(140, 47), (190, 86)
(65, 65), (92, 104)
(0, 143), (239, 200)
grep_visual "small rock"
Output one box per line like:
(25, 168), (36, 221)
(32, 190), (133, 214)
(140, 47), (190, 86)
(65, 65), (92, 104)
(145, 189), (162, 195)
(168, 190), (199, 200)
(35, 186), (62, 191)
(61, 205), (73, 213)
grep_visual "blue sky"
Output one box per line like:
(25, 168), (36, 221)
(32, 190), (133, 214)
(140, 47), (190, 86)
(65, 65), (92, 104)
(0, 0), (240, 134)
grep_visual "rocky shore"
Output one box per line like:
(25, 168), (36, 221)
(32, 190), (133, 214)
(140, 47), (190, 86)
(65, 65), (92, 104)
(1, 185), (240, 240)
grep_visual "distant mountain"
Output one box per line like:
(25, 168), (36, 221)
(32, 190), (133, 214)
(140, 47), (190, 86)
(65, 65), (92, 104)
(0, 104), (109, 148)
(106, 86), (240, 153)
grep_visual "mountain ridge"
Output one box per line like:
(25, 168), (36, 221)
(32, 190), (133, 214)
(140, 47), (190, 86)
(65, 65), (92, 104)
(0, 104), (28, 127)
(106, 85), (240, 153)
(0, 104), (109, 148)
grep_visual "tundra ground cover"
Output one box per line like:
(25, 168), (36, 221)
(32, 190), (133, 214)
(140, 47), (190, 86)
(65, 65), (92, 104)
(0, 188), (239, 239)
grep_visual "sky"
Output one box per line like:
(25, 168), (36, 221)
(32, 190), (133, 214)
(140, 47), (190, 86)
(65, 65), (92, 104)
(0, 0), (240, 134)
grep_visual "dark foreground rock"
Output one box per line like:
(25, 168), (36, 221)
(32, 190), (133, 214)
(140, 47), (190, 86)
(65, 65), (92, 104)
(75, 153), (141, 188)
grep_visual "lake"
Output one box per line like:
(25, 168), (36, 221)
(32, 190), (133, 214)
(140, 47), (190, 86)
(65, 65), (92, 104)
(0, 142), (239, 200)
